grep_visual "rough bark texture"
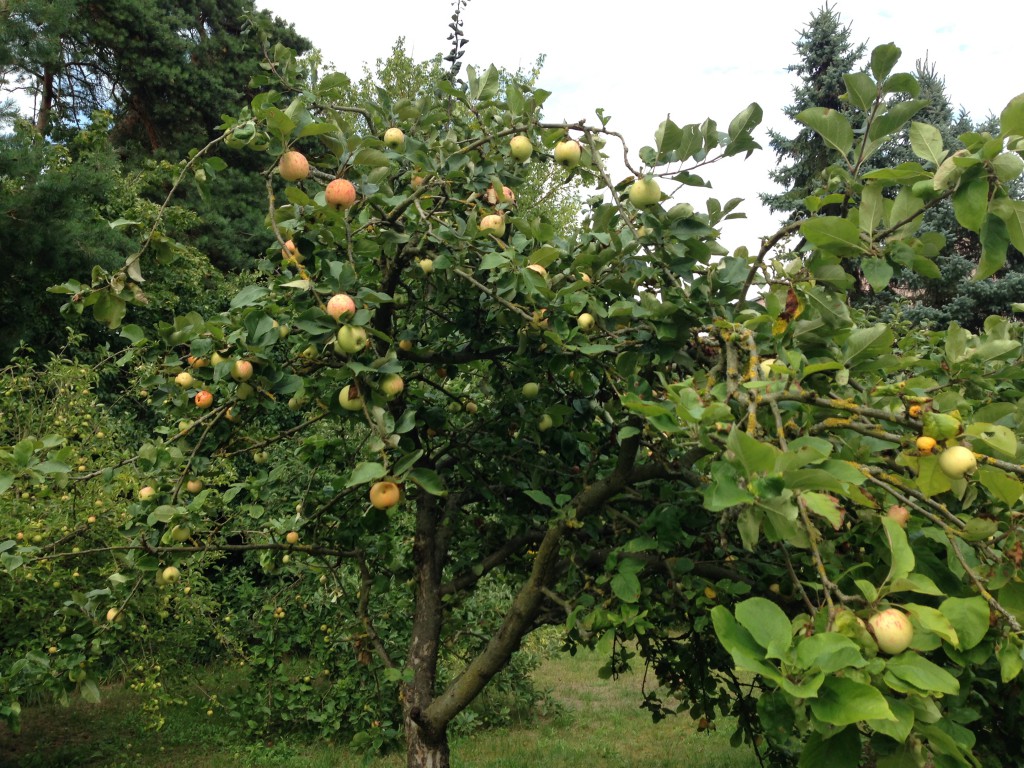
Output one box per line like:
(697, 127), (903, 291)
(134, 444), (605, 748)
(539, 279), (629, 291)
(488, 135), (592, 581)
(35, 68), (53, 135)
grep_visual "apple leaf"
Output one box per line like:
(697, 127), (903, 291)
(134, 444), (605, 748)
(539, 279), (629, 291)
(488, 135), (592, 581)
(798, 728), (861, 768)
(80, 679), (101, 704)
(909, 122), (946, 167)
(977, 214), (1009, 280)
(345, 462), (386, 488)
(939, 596), (990, 651)
(885, 653), (960, 695)
(407, 468), (445, 496)
(735, 597), (792, 659)
(999, 92), (1024, 139)
(810, 677), (896, 726)
(796, 107), (853, 157)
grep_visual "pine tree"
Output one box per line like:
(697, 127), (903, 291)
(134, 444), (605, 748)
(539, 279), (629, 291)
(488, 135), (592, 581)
(761, 4), (865, 214)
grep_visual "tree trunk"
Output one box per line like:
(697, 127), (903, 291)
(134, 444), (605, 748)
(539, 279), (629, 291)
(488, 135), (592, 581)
(404, 713), (450, 768)
(35, 68), (54, 135)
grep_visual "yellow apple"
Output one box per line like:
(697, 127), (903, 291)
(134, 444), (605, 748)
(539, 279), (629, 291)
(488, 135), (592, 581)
(868, 608), (914, 654)
(278, 150), (309, 182)
(554, 140), (582, 168)
(628, 177), (662, 206)
(510, 135), (533, 161)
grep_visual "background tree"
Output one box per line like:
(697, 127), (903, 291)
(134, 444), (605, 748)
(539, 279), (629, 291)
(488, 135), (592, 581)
(760, 3), (865, 215)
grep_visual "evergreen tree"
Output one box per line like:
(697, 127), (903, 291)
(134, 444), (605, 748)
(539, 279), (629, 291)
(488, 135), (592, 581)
(761, 4), (865, 214)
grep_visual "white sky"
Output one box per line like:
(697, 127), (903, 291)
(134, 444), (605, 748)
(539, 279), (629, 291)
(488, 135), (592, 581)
(255, 0), (1023, 250)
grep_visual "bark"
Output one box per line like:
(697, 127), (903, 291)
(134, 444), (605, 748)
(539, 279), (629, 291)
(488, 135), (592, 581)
(35, 68), (54, 135)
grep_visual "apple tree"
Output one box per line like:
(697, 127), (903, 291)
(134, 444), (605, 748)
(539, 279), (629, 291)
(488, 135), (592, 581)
(4, 25), (1024, 768)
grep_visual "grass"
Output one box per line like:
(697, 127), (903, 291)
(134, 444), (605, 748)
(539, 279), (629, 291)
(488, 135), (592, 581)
(0, 650), (759, 768)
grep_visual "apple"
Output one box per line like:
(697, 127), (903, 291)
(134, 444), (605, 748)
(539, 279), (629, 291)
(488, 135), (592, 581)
(253, 451), (269, 465)
(886, 505), (910, 528)
(577, 312), (596, 331)
(465, 401), (478, 414)
(106, 607), (121, 623)
(418, 258), (434, 274)
(411, 175), (426, 189)
(225, 406), (240, 423)
(628, 177), (662, 207)
(286, 531), (300, 545)
(194, 390), (213, 409)
(338, 384), (364, 412)
(336, 325), (369, 355)
(169, 525), (191, 542)
(210, 351), (227, 367)
(188, 355), (208, 368)
(231, 359), (253, 382)
(139, 486), (156, 502)
(161, 566), (180, 584)
(383, 127), (405, 150)
(369, 481), (401, 509)
(579, 272), (592, 283)
(325, 178), (357, 209)
(522, 382), (540, 399)
(526, 263), (547, 278)
(480, 214), (506, 237)
(938, 445), (977, 479)
(868, 608), (914, 654)
(510, 135), (533, 161)
(380, 374), (404, 399)
(916, 435), (937, 454)
(282, 239), (303, 264)
(759, 358), (776, 378)
(554, 139), (582, 168)
(174, 371), (194, 388)
(235, 383), (254, 400)
(485, 184), (515, 205)
(186, 479), (203, 494)
(538, 414), (553, 432)
(278, 150), (309, 182)
(398, 339), (414, 352)
(326, 293), (356, 320)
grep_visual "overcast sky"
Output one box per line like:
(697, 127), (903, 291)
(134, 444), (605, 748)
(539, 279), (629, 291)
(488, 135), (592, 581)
(255, 0), (1021, 249)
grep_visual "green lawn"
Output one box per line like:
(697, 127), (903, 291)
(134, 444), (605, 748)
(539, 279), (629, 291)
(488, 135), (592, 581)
(0, 650), (759, 768)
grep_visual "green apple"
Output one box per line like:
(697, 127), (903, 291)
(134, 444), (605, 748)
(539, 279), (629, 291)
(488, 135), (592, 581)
(380, 374), (404, 399)
(174, 371), (194, 388)
(521, 382), (540, 399)
(577, 312), (596, 331)
(554, 140), (582, 168)
(938, 445), (977, 479)
(161, 566), (181, 584)
(418, 258), (434, 274)
(170, 524), (191, 542)
(510, 135), (533, 161)
(338, 384), (364, 412)
(628, 177), (662, 207)
(480, 214), (506, 237)
(231, 359), (253, 382)
(383, 127), (405, 150)
(336, 325), (369, 355)
(538, 414), (554, 432)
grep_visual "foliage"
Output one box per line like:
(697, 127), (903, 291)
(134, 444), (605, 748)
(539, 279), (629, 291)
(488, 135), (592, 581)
(3, 22), (1024, 768)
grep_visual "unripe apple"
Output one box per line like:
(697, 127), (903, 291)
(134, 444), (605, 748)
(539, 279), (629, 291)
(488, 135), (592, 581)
(554, 139), (582, 168)
(161, 566), (180, 584)
(336, 325), (369, 355)
(868, 608), (914, 654)
(186, 479), (203, 494)
(398, 339), (414, 352)
(510, 135), (533, 161)
(106, 607), (122, 623)
(174, 371), (194, 388)
(577, 312), (596, 331)
(210, 351), (227, 367)
(170, 525), (191, 543)
(278, 150), (309, 182)
(538, 414), (554, 432)
(938, 445), (977, 479)
(235, 383), (254, 400)
(286, 530), (300, 545)
(253, 451), (269, 465)
(480, 214), (506, 237)
(325, 178), (357, 209)
(522, 382), (540, 399)
(139, 486), (156, 502)
(628, 177), (662, 207)
(338, 384), (363, 412)
(418, 258), (434, 274)
(225, 406), (240, 423)
(380, 374), (404, 399)
(326, 293), (356, 320)
(230, 359), (253, 382)
(194, 390), (213, 409)
(369, 481), (401, 510)
(383, 127), (405, 150)
(465, 401), (478, 414)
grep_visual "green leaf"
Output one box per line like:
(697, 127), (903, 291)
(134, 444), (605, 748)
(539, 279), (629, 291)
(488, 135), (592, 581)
(795, 108), (853, 157)
(80, 679), (101, 704)
(407, 468), (445, 496)
(810, 677), (896, 726)
(903, 604), (959, 647)
(711, 606), (782, 682)
(861, 258), (893, 292)
(734, 597), (792, 659)
(885, 653), (960, 695)
(976, 465), (1023, 506)
(802, 492), (843, 529)
(800, 217), (866, 254)
(0, 473), (14, 495)
(869, 698), (916, 743)
(997, 639), (1023, 683)
(965, 423), (1017, 460)
(611, 571), (641, 603)
(230, 285), (269, 309)
(881, 516), (915, 583)
(727, 103), (763, 140)
(843, 73), (877, 112)
(843, 324), (894, 367)
(859, 183), (884, 236)
(999, 92), (1024, 138)
(799, 728), (861, 768)
(345, 462), (386, 488)
(939, 596), (990, 651)
(976, 214), (1009, 280)
(869, 100), (929, 142)
(726, 428), (779, 476)
(989, 198), (1024, 253)
(953, 176), (988, 232)
(870, 43), (901, 81)
(523, 489), (553, 508)
(795, 633), (867, 673)
(909, 122), (946, 167)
